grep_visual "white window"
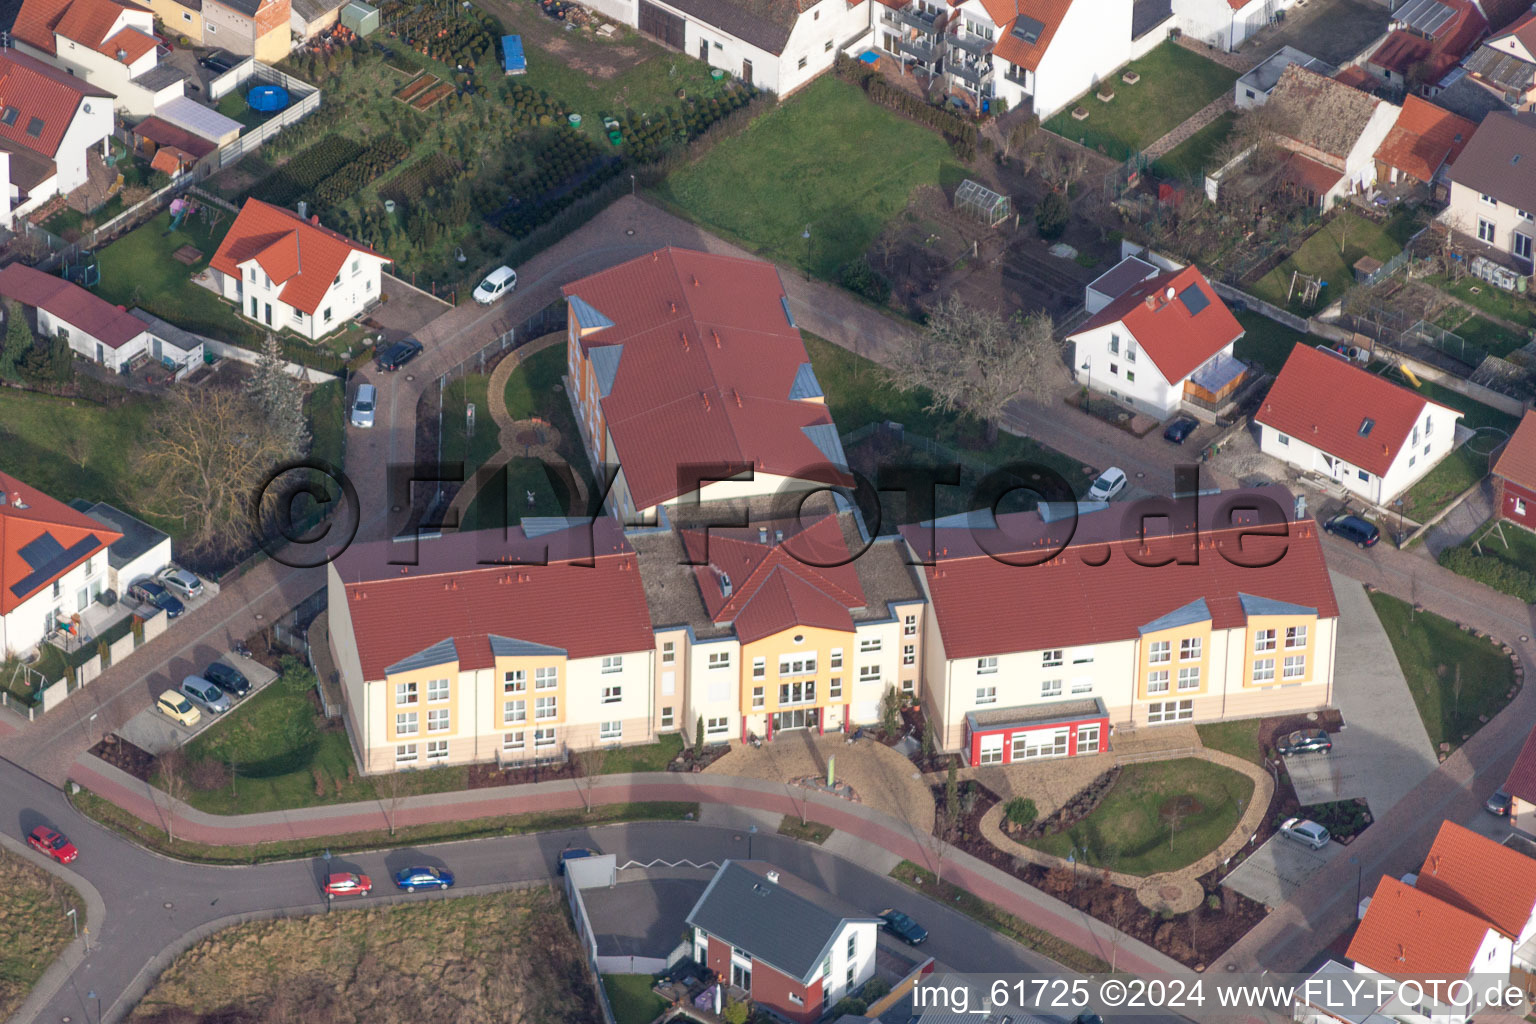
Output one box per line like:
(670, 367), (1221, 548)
(602, 685), (622, 704)
(427, 678), (449, 703)
(600, 721), (621, 740)
(779, 680), (816, 704)
(903, 644), (915, 665)
(504, 700), (526, 724)
(830, 677), (843, 699)
(395, 743), (417, 764)
(830, 649), (843, 669)
(206, 21), (216, 32)
(1283, 655), (1307, 679)
(661, 707), (674, 728)
(1126, 339), (1137, 363)
(976, 685), (997, 705)
(1180, 637), (1202, 661)
(752, 685), (765, 708)
(535, 667), (558, 689)
(1278, 433), (1290, 447)
(1285, 625), (1308, 649)
(706, 716), (730, 736)
(1071, 678), (1093, 694)
(708, 651), (731, 670)
(1041, 678), (1062, 697)
(661, 641), (675, 665)
(1077, 724), (1100, 754)
(859, 637), (882, 653)
(1072, 650), (1094, 665)
(1013, 728), (1068, 761)
(1518, 497), (1529, 516)
(858, 665), (880, 682)
(395, 681), (418, 705)
(1148, 641), (1170, 664)
(901, 678), (914, 694)
(1109, 334), (1119, 354)
(534, 727), (556, 748)
(978, 733), (1004, 765)
(535, 696), (557, 720)
(1147, 699), (1194, 724)
(789, 993), (805, 1007)
(1253, 629), (1275, 653)
(1177, 667), (1200, 691)
(351, 257), (361, 276)
(601, 656), (623, 674)
(426, 739), (448, 761)
(396, 712), (418, 736)
(752, 657), (765, 679)
(903, 614), (917, 636)
(427, 708), (449, 732)
(1479, 218), (1497, 244)
(504, 670), (526, 693)
(503, 731), (525, 752)
(779, 655), (817, 676)
(1252, 658), (1275, 683)
(1482, 192), (1499, 207)
(1042, 649), (1063, 667)
(1147, 670), (1170, 694)
(976, 656), (998, 674)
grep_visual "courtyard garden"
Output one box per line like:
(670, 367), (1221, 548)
(1232, 310), (1309, 375)
(603, 974), (669, 1024)
(1439, 519), (1536, 603)
(1368, 590), (1518, 752)
(1152, 110), (1237, 183)
(1043, 43), (1239, 161)
(1249, 210), (1416, 314)
(1390, 371), (1518, 524)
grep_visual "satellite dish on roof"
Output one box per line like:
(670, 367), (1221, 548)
(1165, 286), (1176, 300)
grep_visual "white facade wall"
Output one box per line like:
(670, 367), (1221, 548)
(1174, 0), (1295, 51)
(1445, 180), (1536, 264)
(687, 634), (743, 743)
(41, 307), (151, 371)
(1031, 0), (1137, 120)
(221, 252), (386, 341)
(1069, 320), (1189, 418)
(822, 920), (878, 1005)
(25, 20), (181, 118)
(1344, 101), (1400, 195)
(52, 98), (114, 195)
(0, 548), (108, 657)
(109, 536), (172, 595)
(1351, 929), (1512, 1024)
(1256, 402), (1458, 505)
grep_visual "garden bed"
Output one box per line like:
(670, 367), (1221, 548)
(1302, 798), (1372, 843)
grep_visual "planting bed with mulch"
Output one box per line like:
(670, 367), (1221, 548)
(393, 74), (437, 103)
(412, 82), (457, 110)
(1256, 709), (1344, 760)
(667, 743), (730, 772)
(1301, 798), (1373, 844)
(1000, 767), (1121, 841)
(465, 760), (576, 787)
(90, 734), (157, 780)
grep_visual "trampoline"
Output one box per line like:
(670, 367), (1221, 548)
(247, 84), (290, 112)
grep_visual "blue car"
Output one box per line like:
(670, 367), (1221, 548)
(878, 908), (928, 945)
(393, 866), (454, 892)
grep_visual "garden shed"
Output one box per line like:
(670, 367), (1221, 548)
(955, 179), (1010, 226)
(340, 1), (380, 35)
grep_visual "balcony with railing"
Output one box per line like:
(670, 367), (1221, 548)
(898, 5), (941, 33)
(948, 30), (992, 56)
(949, 59), (994, 88)
(897, 34), (940, 63)
(1003, 65), (1029, 89)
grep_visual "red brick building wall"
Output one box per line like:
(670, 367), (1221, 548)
(1497, 476), (1536, 532)
(700, 933), (822, 1024)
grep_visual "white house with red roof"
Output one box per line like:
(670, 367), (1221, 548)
(210, 198), (389, 342)
(12, 0), (187, 116)
(1066, 256), (1248, 420)
(327, 519), (659, 772)
(1173, 0), (1301, 52)
(898, 485), (1339, 762)
(0, 48), (113, 229)
(0, 470), (121, 658)
(1256, 345), (1463, 506)
(563, 247), (851, 524)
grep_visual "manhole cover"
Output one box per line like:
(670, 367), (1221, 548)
(1523, 635), (1530, 643)
(626, 228), (635, 236)
(164, 902), (174, 909)
(405, 374), (415, 382)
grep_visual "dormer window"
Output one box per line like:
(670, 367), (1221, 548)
(25, 117), (43, 138)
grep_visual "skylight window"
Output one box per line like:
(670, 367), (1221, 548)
(25, 117), (44, 138)
(1358, 417), (1375, 437)
(1011, 15), (1044, 43)
(1, 107), (19, 127)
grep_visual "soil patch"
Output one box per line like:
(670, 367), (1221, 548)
(90, 734), (157, 781)
(1003, 767), (1120, 841)
(465, 760), (575, 787)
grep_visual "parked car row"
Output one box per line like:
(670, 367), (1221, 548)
(154, 660), (252, 729)
(125, 566), (206, 620)
(324, 866), (456, 897)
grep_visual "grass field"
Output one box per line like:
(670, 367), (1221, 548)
(0, 848), (84, 1022)
(1026, 758), (1253, 875)
(1044, 43), (1239, 161)
(1233, 310), (1308, 375)
(130, 887), (597, 1023)
(1195, 719), (1264, 766)
(1368, 591), (1516, 752)
(1380, 370), (1518, 523)
(1463, 519), (1536, 572)
(1251, 212), (1409, 312)
(656, 76), (961, 279)
(307, 379), (346, 470)
(1425, 274), (1536, 330)
(1153, 110), (1237, 183)
(778, 816), (833, 844)
(1433, 306), (1528, 359)
(604, 974), (669, 1024)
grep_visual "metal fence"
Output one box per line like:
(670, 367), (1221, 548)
(1403, 318), (1487, 369)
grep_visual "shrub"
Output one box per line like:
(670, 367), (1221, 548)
(839, 255), (891, 304)
(1035, 190), (1070, 240)
(188, 757), (231, 791)
(1438, 547), (1536, 602)
(1004, 797), (1038, 827)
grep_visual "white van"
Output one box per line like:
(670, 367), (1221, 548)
(351, 383), (377, 428)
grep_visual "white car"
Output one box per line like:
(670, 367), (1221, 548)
(1280, 817), (1331, 850)
(159, 566), (203, 598)
(350, 383), (376, 428)
(472, 266), (517, 305)
(1087, 467), (1127, 502)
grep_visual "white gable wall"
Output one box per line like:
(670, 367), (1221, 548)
(1070, 320), (1182, 418)
(1174, 0), (1297, 51)
(1031, 0), (1137, 120)
(1344, 100), (1400, 194)
(1256, 402), (1459, 506)
(227, 251), (386, 341)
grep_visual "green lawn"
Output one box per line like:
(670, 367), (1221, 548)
(1465, 518), (1536, 572)
(1368, 591), (1517, 751)
(307, 379), (346, 470)
(778, 816), (833, 844)
(1043, 43), (1239, 161)
(1233, 310), (1308, 374)
(1026, 758), (1253, 875)
(1195, 718), (1264, 766)
(1433, 306), (1528, 360)
(1153, 110), (1237, 183)
(603, 975), (668, 1024)
(1425, 274), (1536, 330)
(1251, 211), (1409, 313)
(1399, 446), (1485, 524)
(598, 734), (684, 773)
(1396, 374), (1522, 436)
(1376, 369), (1517, 523)
(656, 76), (961, 279)
(0, 848), (85, 1022)
(214, 89), (279, 131)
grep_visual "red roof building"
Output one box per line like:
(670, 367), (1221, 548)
(14, 0), (154, 58)
(1367, 0), (1489, 88)
(1415, 821), (1536, 940)
(0, 262), (147, 350)
(1492, 410), (1536, 532)
(563, 247), (850, 517)
(1347, 876), (1499, 979)
(1503, 720), (1536, 829)
(0, 48), (111, 161)
(1375, 94), (1477, 185)
(977, 0), (1071, 71)
(1256, 345), (1463, 505)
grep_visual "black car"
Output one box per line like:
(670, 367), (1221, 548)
(377, 338), (423, 371)
(1163, 416), (1199, 444)
(198, 52), (235, 73)
(1324, 514), (1380, 548)
(1487, 788), (1513, 816)
(878, 908), (928, 945)
(204, 661), (251, 698)
(127, 579), (184, 618)
(1276, 728), (1332, 756)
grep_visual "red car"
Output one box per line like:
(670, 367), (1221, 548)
(323, 872), (372, 897)
(27, 825), (78, 864)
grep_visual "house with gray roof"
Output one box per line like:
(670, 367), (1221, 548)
(1444, 109), (1536, 271)
(686, 860), (881, 1023)
(1264, 63), (1401, 208)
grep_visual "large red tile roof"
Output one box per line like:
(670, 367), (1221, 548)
(1372, 0), (1488, 78)
(0, 263), (146, 348)
(1493, 410), (1536, 490)
(563, 247), (850, 511)
(210, 199), (387, 316)
(1491, 6), (1536, 47)
(332, 520), (655, 680)
(1504, 720), (1536, 805)
(14, 0), (151, 54)
(1375, 94), (1477, 182)
(1415, 820), (1536, 939)
(1072, 264), (1243, 385)
(0, 49), (111, 159)
(1479, 0), (1535, 33)
(897, 485), (1339, 661)
(0, 469), (119, 615)
(1347, 876), (1493, 977)
(1255, 345), (1460, 477)
(979, 0), (1071, 71)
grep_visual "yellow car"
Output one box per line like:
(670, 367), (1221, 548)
(156, 690), (202, 728)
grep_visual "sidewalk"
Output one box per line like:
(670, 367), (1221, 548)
(71, 754), (1185, 979)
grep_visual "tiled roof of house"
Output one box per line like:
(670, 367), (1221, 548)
(1375, 94), (1477, 182)
(1415, 820), (1536, 939)
(896, 485), (1339, 661)
(1489, 5), (1536, 47)
(1493, 410), (1536, 489)
(1269, 63), (1383, 162)
(0, 262), (146, 348)
(654, 0), (813, 54)
(14, 0), (151, 54)
(330, 519), (655, 680)
(0, 49), (109, 159)
(1477, 0), (1535, 32)
(1255, 345), (1461, 477)
(1347, 876), (1493, 977)
(1505, 720), (1536, 804)
(1072, 264), (1243, 385)
(210, 198), (386, 316)
(0, 469), (119, 616)
(979, 0), (1071, 72)
(563, 247), (850, 512)
(1449, 109), (1536, 209)
(1333, 65), (1379, 91)
(1372, 0), (1488, 79)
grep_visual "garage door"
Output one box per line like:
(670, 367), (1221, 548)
(639, 0), (685, 49)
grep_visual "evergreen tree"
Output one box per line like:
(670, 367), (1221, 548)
(0, 300), (28, 382)
(248, 333), (309, 456)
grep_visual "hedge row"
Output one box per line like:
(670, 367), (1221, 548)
(311, 137), (410, 206)
(1438, 547), (1536, 602)
(832, 52), (979, 159)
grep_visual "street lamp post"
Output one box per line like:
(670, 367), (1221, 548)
(802, 225), (812, 281)
(1349, 854), (1362, 913)
(65, 906), (77, 941)
(748, 824), (758, 859)
(1079, 357), (1092, 416)
(1068, 849), (1077, 887)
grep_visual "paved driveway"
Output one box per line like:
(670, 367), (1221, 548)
(1224, 832), (1341, 907)
(1245, 0), (1389, 66)
(113, 652), (277, 756)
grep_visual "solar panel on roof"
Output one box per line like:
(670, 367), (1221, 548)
(1178, 284), (1210, 317)
(1398, 0), (1454, 36)
(17, 533), (64, 571)
(1011, 14), (1044, 43)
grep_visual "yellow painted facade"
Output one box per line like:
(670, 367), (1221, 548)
(494, 652), (567, 731)
(385, 660), (460, 743)
(740, 624), (854, 716)
(150, 2), (204, 43)
(1137, 620), (1211, 701)
(1243, 614), (1318, 688)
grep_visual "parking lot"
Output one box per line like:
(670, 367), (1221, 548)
(1224, 830), (1342, 908)
(114, 651), (277, 755)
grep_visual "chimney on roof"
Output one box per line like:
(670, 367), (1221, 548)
(733, 389), (741, 407)
(116, 48), (126, 60)
(692, 274), (700, 287)
(310, 215), (320, 226)
(1144, 294), (1157, 309)
(11, 492), (25, 509)
(681, 332), (689, 352)
(702, 392), (711, 411)
(670, 300), (678, 313)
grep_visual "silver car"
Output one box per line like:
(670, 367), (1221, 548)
(350, 383), (377, 428)
(159, 566), (203, 599)
(1280, 817), (1331, 850)
(182, 675), (232, 714)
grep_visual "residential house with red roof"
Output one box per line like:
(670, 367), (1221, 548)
(0, 470), (120, 659)
(563, 247), (851, 523)
(1261, 63), (1401, 208)
(897, 485), (1339, 762)
(1463, 7), (1536, 109)
(1173, 0), (1306, 53)
(12, 0), (188, 116)
(0, 49), (113, 230)
(326, 519), (659, 772)
(1364, 0), (1489, 99)
(1492, 410), (1536, 530)
(1066, 255), (1248, 420)
(1503, 721), (1536, 838)
(1256, 344), (1463, 506)
(1374, 94), (1477, 188)
(1445, 110), (1536, 272)
(209, 198), (389, 342)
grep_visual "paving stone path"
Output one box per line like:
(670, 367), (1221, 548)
(1143, 94), (1237, 161)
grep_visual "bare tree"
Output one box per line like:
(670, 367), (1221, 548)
(574, 744), (609, 814)
(887, 297), (1061, 442)
(377, 768), (409, 836)
(157, 747), (189, 845)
